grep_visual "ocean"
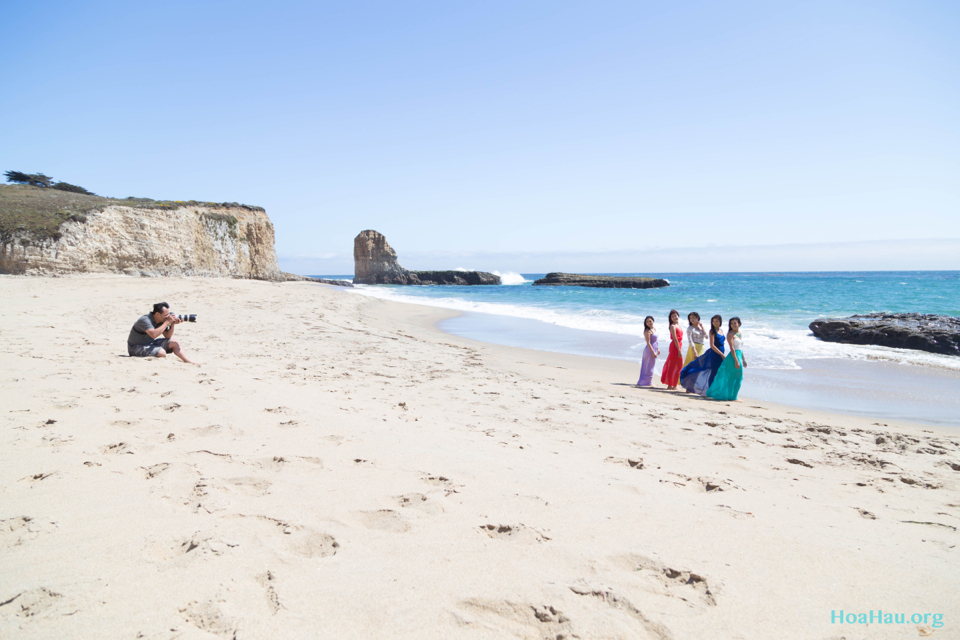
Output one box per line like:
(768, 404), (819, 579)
(313, 271), (960, 426)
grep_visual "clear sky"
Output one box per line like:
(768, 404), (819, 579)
(2, 1), (958, 273)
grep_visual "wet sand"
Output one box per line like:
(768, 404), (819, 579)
(439, 311), (960, 427)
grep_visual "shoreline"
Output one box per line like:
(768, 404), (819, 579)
(430, 306), (960, 428)
(2, 275), (958, 639)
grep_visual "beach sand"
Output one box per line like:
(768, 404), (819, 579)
(1, 275), (958, 639)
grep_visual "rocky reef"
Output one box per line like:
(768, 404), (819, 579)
(809, 313), (960, 357)
(353, 230), (500, 285)
(0, 185), (282, 279)
(532, 272), (670, 289)
(282, 273), (353, 287)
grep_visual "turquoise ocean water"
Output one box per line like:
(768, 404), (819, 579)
(313, 271), (960, 424)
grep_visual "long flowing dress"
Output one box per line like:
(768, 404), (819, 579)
(683, 325), (706, 367)
(707, 333), (744, 401)
(679, 333), (725, 395)
(637, 332), (659, 386)
(660, 325), (684, 387)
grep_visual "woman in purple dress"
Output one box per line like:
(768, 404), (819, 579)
(637, 316), (659, 386)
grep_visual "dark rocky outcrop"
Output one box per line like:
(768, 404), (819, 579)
(532, 272), (670, 289)
(809, 313), (960, 357)
(282, 272), (354, 287)
(353, 230), (500, 285)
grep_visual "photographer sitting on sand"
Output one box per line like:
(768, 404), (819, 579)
(128, 302), (194, 363)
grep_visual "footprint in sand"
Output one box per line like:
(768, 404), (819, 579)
(395, 493), (444, 515)
(231, 515), (339, 558)
(0, 587), (65, 620)
(179, 599), (237, 637)
(145, 530), (239, 567)
(478, 523), (549, 543)
(100, 442), (133, 455)
(455, 599), (573, 639)
(257, 570), (282, 614)
(0, 516), (58, 546)
(619, 554), (718, 606)
(19, 472), (58, 484)
(605, 456), (644, 470)
(354, 510), (411, 532)
(141, 462), (170, 479)
(190, 424), (224, 437)
(225, 477), (272, 497)
(661, 473), (738, 493)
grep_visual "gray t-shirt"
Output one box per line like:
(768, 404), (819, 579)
(128, 314), (162, 346)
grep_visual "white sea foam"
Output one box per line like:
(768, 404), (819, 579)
(348, 286), (960, 372)
(492, 271), (529, 285)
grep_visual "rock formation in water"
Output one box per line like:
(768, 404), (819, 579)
(532, 272), (670, 289)
(0, 185), (282, 279)
(809, 313), (960, 357)
(353, 230), (500, 285)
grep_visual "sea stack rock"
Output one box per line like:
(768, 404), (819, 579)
(352, 230), (500, 285)
(532, 272), (670, 289)
(809, 313), (960, 357)
(353, 230), (410, 284)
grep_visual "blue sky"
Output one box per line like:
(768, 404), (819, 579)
(2, 1), (958, 273)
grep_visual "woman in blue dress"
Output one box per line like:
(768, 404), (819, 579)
(707, 317), (747, 401)
(679, 315), (725, 395)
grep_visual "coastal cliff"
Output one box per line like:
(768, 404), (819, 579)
(533, 272), (670, 289)
(353, 230), (500, 285)
(0, 184), (281, 279)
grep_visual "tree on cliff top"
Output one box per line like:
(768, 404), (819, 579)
(5, 171), (54, 188)
(4, 170), (95, 195)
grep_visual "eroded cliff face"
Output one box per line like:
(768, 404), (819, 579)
(0, 204), (281, 279)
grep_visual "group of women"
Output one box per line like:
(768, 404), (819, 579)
(637, 310), (746, 401)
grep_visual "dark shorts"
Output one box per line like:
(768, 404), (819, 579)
(128, 338), (171, 357)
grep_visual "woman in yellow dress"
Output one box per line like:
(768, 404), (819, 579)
(683, 312), (706, 369)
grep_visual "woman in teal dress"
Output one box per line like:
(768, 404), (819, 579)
(707, 317), (746, 401)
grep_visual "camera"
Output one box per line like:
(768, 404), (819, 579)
(175, 314), (198, 323)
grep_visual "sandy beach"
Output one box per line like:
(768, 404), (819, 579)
(2, 274), (958, 639)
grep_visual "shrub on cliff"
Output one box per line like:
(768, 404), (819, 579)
(51, 182), (96, 195)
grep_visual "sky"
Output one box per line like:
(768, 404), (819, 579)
(2, 0), (958, 274)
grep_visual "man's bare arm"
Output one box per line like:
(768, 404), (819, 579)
(145, 318), (172, 339)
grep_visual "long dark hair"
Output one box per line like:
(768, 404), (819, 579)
(710, 314), (722, 337)
(729, 317), (742, 331)
(668, 309), (679, 326)
(687, 311), (700, 324)
(643, 316), (655, 333)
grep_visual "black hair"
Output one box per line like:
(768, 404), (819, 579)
(687, 311), (700, 323)
(668, 309), (680, 326)
(643, 316), (655, 333)
(152, 302), (169, 315)
(710, 314), (723, 337)
(729, 317), (742, 331)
